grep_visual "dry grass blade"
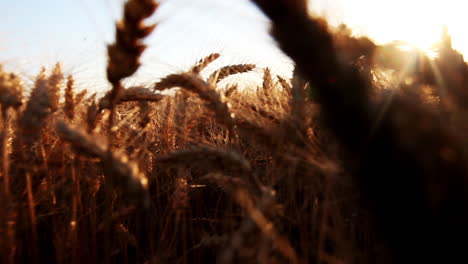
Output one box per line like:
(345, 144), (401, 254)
(154, 73), (235, 128)
(190, 53), (221, 74)
(207, 64), (255, 84)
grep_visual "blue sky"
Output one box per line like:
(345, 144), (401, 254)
(0, 0), (293, 91)
(1, 0), (466, 92)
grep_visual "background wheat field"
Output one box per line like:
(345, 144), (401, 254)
(1, 0), (468, 263)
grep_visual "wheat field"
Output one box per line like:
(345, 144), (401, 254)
(1, 0), (468, 263)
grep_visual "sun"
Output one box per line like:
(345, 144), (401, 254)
(364, 1), (447, 54)
(310, 0), (468, 60)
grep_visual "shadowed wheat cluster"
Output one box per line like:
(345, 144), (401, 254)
(1, 0), (468, 263)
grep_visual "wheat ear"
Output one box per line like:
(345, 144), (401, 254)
(276, 75), (291, 95)
(48, 63), (63, 112)
(64, 75), (75, 120)
(106, 0), (158, 148)
(0, 65), (23, 110)
(262, 67), (273, 91)
(20, 68), (51, 145)
(155, 73), (235, 128)
(155, 145), (251, 174)
(207, 64), (255, 84)
(56, 121), (149, 206)
(190, 53), (221, 73)
(99, 86), (165, 110)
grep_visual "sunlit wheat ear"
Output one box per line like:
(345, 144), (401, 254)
(190, 53), (221, 74)
(74, 89), (88, 106)
(262, 68), (273, 91)
(224, 85), (238, 97)
(276, 75), (291, 95)
(154, 73), (235, 128)
(56, 120), (150, 207)
(99, 86), (165, 110)
(207, 64), (256, 84)
(0, 66), (24, 110)
(64, 75), (75, 120)
(48, 62), (64, 112)
(20, 68), (52, 145)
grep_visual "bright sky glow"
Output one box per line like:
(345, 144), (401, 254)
(0, 0), (466, 92)
(310, 0), (467, 54)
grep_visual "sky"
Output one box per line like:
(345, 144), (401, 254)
(0, 0), (290, 91)
(1, 0), (466, 92)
